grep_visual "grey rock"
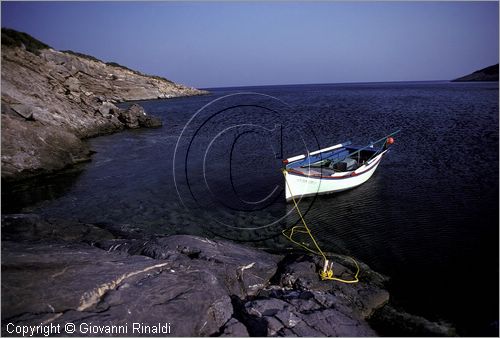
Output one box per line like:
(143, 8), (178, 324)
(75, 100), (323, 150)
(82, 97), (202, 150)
(125, 103), (147, 116)
(220, 318), (249, 337)
(118, 103), (143, 128)
(13, 104), (50, 122)
(275, 309), (301, 328)
(10, 103), (37, 120)
(240, 296), (376, 336)
(226, 253), (392, 336)
(264, 316), (284, 336)
(245, 298), (289, 318)
(2, 43), (205, 181)
(293, 308), (376, 336)
(138, 113), (162, 128)
(97, 101), (119, 117)
(116, 103), (162, 129)
(99, 234), (282, 298)
(1, 114), (92, 181)
(1, 101), (18, 117)
(64, 76), (80, 92)
(286, 297), (322, 313)
(1, 240), (232, 337)
(277, 254), (390, 318)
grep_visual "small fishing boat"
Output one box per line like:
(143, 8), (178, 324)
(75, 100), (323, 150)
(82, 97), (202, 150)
(282, 131), (400, 201)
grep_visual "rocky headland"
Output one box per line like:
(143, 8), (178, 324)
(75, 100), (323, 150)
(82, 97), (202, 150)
(452, 63), (499, 82)
(1, 28), (207, 182)
(1, 214), (456, 337)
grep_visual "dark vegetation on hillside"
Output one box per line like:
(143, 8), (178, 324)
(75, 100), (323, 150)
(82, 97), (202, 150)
(62, 50), (102, 62)
(2, 27), (175, 84)
(1, 28), (51, 55)
(474, 64), (499, 75)
(104, 61), (173, 83)
(453, 63), (499, 82)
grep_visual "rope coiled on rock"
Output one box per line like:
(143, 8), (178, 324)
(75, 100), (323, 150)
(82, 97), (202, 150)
(281, 169), (360, 283)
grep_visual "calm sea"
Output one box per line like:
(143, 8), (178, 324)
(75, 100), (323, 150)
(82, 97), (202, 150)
(4, 81), (499, 335)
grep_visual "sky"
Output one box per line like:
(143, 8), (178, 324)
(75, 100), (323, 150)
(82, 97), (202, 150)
(1, 2), (498, 88)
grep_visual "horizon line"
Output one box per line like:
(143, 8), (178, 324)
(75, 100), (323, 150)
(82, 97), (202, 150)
(201, 79), (467, 90)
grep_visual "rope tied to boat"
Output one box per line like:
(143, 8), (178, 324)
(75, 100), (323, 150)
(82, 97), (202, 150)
(281, 168), (360, 283)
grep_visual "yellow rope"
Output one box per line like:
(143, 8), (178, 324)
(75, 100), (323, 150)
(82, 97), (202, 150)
(282, 169), (360, 283)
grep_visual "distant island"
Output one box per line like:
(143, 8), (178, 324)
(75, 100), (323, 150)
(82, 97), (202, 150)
(452, 63), (499, 82)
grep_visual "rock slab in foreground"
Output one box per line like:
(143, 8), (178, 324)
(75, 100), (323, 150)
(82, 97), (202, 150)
(96, 235), (282, 299)
(1, 214), (455, 336)
(1, 241), (232, 337)
(1, 215), (280, 336)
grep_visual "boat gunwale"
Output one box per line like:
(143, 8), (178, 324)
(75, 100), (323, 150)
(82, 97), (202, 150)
(286, 151), (386, 180)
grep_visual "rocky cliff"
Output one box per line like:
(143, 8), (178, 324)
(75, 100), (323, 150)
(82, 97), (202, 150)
(1, 28), (207, 182)
(452, 64), (499, 82)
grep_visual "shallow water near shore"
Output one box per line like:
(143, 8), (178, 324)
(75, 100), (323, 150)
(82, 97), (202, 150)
(3, 81), (499, 335)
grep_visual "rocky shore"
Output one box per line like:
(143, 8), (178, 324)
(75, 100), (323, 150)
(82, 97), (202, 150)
(1, 214), (455, 337)
(1, 28), (207, 182)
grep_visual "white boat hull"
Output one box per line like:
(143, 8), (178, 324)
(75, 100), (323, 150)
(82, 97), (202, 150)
(284, 151), (386, 202)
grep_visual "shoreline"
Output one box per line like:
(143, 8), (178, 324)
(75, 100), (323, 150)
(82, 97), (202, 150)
(1, 91), (209, 186)
(1, 32), (208, 183)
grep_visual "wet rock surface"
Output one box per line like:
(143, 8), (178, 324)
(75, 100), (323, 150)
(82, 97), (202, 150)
(1, 214), (455, 336)
(1, 40), (206, 182)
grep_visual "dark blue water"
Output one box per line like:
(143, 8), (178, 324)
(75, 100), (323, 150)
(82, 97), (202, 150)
(5, 81), (499, 335)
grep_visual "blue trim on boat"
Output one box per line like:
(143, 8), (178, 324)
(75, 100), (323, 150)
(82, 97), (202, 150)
(286, 155), (383, 180)
(286, 144), (381, 169)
